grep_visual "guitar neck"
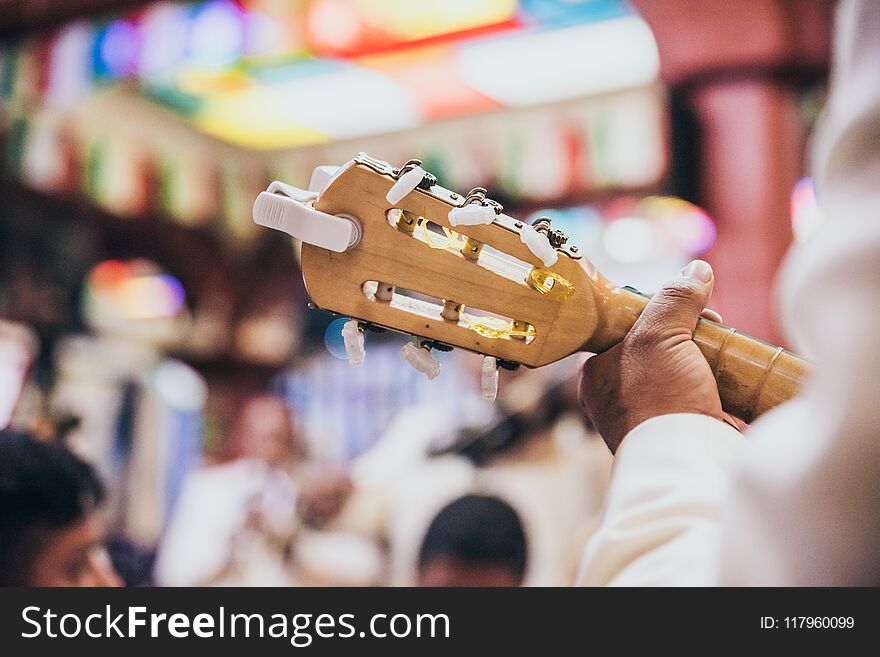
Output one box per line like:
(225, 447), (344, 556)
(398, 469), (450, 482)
(693, 318), (807, 421)
(585, 287), (810, 422)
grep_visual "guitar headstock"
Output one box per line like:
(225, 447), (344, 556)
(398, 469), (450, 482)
(255, 153), (612, 370)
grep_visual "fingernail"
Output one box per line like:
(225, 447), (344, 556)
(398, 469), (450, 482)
(681, 260), (712, 283)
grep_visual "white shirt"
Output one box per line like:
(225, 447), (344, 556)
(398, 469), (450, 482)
(155, 459), (299, 586)
(578, 0), (880, 586)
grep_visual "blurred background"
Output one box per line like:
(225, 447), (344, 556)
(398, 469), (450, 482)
(0, 0), (832, 586)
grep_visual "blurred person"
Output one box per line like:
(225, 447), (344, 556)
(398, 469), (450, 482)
(0, 319), (38, 431)
(577, 0), (880, 586)
(316, 357), (611, 586)
(0, 429), (121, 587)
(417, 494), (528, 587)
(155, 394), (305, 586)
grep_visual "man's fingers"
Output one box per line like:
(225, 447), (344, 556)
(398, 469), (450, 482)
(639, 290), (721, 323)
(631, 260), (715, 340)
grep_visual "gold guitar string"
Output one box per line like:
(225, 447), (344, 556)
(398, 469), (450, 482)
(460, 313), (536, 340)
(413, 220), (467, 251)
(399, 215), (571, 339)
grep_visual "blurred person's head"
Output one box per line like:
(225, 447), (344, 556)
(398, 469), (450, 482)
(417, 494), (528, 587)
(231, 394), (303, 467)
(0, 430), (120, 586)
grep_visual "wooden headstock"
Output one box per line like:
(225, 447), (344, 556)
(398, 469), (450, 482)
(254, 153), (807, 420)
(297, 154), (622, 368)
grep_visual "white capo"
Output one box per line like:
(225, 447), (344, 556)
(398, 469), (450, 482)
(252, 163), (361, 252)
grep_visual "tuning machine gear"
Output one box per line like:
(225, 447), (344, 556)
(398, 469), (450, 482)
(531, 216), (569, 249)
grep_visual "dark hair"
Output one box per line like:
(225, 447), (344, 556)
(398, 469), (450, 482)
(418, 494), (528, 579)
(0, 429), (104, 585)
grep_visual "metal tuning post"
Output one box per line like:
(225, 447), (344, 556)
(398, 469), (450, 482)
(460, 236), (484, 261)
(374, 283), (395, 302)
(441, 300), (463, 322)
(532, 216), (570, 249)
(396, 209), (419, 235)
(511, 320), (530, 342)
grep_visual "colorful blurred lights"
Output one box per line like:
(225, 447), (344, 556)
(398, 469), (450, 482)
(325, 316), (355, 360)
(603, 216), (654, 263)
(98, 20), (141, 79)
(669, 208), (715, 254)
(89, 259), (130, 290)
(87, 260), (186, 320)
(139, 4), (191, 80)
(117, 275), (186, 319)
(637, 196), (716, 255)
(189, 0), (246, 68)
(307, 0), (362, 53)
(791, 177), (823, 243)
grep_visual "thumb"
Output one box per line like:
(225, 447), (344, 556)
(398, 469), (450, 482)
(633, 260), (715, 339)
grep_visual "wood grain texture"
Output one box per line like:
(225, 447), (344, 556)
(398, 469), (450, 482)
(302, 162), (601, 367)
(300, 161), (810, 420)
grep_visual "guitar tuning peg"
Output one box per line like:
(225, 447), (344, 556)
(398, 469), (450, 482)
(400, 342), (441, 380)
(481, 356), (499, 401)
(341, 319), (365, 365)
(448, 204), (496, 227)
(519, 223), (558, 267)
(386, 165), (427, 204)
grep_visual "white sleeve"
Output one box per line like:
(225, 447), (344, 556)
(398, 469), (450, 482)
(719, 0), (880, 586)
(577, 414), (741, 586)
(579, 0), (880, 587)
(154, 469), (247, 586)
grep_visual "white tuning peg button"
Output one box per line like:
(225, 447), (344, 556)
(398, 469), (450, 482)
(448, 204), (495, 227)
(386, 166), (426, 205)
(520, 223), (558, 267)
(341, 319), (365, 365)
(481, 356), (499, 401)
(400, 342), (441, 380)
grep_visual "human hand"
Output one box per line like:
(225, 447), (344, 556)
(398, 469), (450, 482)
(298, 473), (354, 528)
(578, 260), (732, 453)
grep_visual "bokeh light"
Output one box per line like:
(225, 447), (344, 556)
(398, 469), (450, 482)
(86, 260), (186, 321)
(791, 177), (823, 243)
(117, 274), (186, 319)
(324, 316), (355, 360)
(96, 20), (142, 79)
(139, 3), (191, 80)
(602, 216), (654, 263)
(307, 0), (363, 54)
(638, 195), (716, 254)
(189, 0), (246, 68)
